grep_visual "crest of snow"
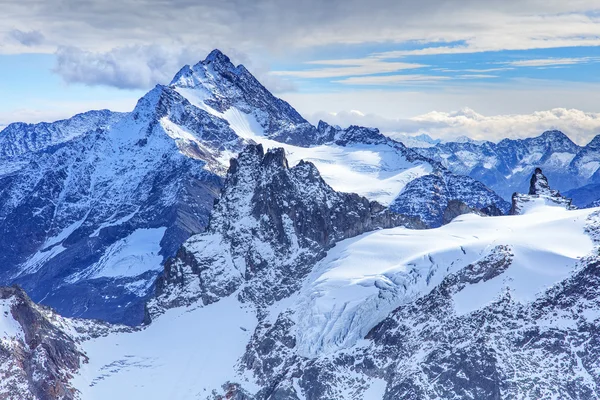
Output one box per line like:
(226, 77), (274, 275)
(294, 205), (595, 357)
(547, 151), (576, 166)
(44, 215), (89, 249)
(0, 110), (125, 158)
(0, 298), (24, 345)
(392, 133), (438, 148)
(89, 208), (139, 238)
(73, 295), (258, 399)
(16, 215), (90, 276)
(446, 135), (486, 145)
(17, 244), (67, 277)
(580, 161), (600, 178)
(68, 227), (166, 281)
(514, 195), (571, 214)
(176, 88), (432, 205)
(521, 151), (544, 165)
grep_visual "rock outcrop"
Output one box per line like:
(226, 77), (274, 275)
(442, 199), (485, 224)
(510, 167), (574, 214)
(0, 286), (84, 400)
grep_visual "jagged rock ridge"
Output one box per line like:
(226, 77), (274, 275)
(0, 286), (83, 400)
(148, 144), (422, 318)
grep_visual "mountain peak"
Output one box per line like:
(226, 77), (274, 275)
(204, 49), (231, 64)
(539, 129), (569, 141)
(585, 134), (600, 149)
(169, 50), (241, 88)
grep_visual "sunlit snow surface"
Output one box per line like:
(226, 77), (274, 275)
(294, 204), (594, 357)
(66, 89), (598, 397)
(73, 295), (258, 399)
(176, 88), (432, 205)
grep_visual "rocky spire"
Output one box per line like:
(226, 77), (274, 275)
(0, 286), (84, 399)
(528, 167), (559, 196)
(511, 167), (573, 214)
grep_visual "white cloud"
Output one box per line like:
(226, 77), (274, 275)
(50, 44), (296, 92)
(308, 107), (600, 145)
(272, 58), (426, 78)
(1, 1), (598, 92)
(53, 45), (194, 89)
(334, 74), (450, 85)
(2, 1), (600, 56)
(505, 57), (599, 67)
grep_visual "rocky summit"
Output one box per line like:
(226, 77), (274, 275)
(147, 144), (422, 318)
(510, 167), (574, 215)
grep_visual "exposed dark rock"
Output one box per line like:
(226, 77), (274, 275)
(510, 167), (573, 214)
(0, 286), (84, 400)
(148, 144), (423, 319)
(443, 199), (484, 225)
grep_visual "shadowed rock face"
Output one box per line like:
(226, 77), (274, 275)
(529, 167), (557, 196)
(510, 167), (573, 215)
(0, 83), (245, 326)
(442, 200), (485, 225)
(0, 286), (83, 400)
(148, 144), (423, 319)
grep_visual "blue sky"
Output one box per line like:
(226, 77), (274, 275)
(2, 0), (600, 142)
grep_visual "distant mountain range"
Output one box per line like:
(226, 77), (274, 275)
(407, 130), (600, 205)
(1, 49), (600, 400)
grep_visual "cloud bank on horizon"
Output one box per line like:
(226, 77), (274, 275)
(306, 108), (600, 146)
(1, 0), (600, 142)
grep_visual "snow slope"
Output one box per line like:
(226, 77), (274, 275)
(176, 88), (433, 206)
(72, 295), (258, 400)
(294, 203), (593, 357)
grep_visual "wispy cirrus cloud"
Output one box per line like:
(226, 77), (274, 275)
(332, 73), (499, 85)
(504, 57), (600, 67)
(334, 74), (450, 85)
(272, 58), (427, 79)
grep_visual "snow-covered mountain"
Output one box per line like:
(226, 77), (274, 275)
(2, 151), (599, 399)
(0, 49), (508, 325)
(0, 84), (244, 325)
(411, 130), (600, 202)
